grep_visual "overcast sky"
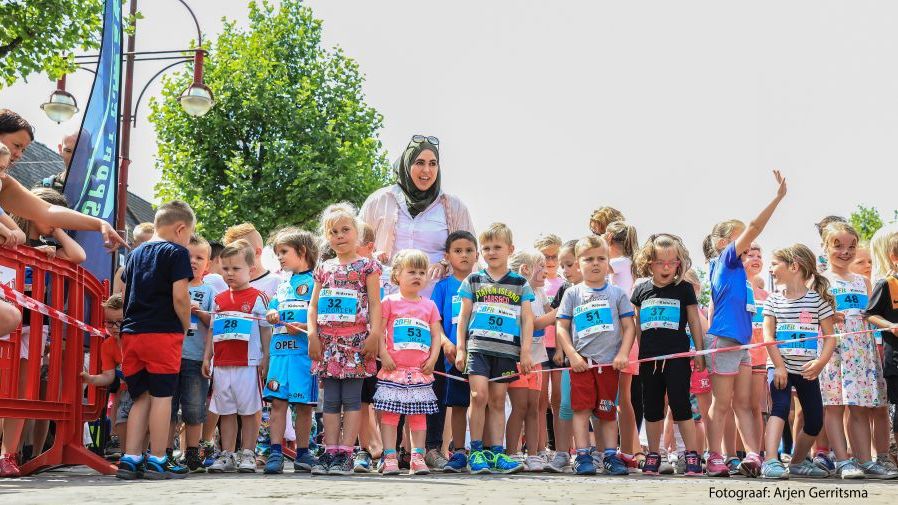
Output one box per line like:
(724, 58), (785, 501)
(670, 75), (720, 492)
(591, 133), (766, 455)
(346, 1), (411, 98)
(2, 1), (897, 264)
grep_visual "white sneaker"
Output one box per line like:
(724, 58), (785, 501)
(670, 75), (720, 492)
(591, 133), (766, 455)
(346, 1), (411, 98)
(208, 451), (237, 473)
(546, 451), (570, 473)
(525, 455), (545, 472)
(238, 449), (256, 473)
(510, 452), (526, 466)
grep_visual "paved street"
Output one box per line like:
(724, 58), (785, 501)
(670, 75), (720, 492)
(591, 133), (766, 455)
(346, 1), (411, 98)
(1, 467), (895, 505)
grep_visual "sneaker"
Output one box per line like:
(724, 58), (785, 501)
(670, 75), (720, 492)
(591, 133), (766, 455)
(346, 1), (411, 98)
(836, 459), (865, 480)
(509, 452), (526, 467)
(200, 441), (217, 468)
(574, 453), (597, 475)
(491, 452), (524, 474)
(603, 453), (628, 476)
(264, 452), (284, 474)
(144, 455), (188, 480)
(737, 452), (762, 478)
(789, 458), (829, 478)
(329, 452), (353, 475)
(410, 452), (430, 475)
(546, 451), (570, 473)
(208, 451), (237, 473)
(674, 452), (687, 475)
(443, 451), (468, 473)
(381, 454), (400, 475)
(705, 452), (730, 477)
(725, 456), (741, 476)
(813, 451), (836, 474)
(761, 459), (789, 479)
(353, 450), (373, 473)
(685, 452), (703, 476)
(468, 450), (491, 475)
(861, 459), (898, 480)
(642, 452), (661, 475)
(424, 448), (448, 471)
(525, 455), (545, 472)
(115, 455), (143, 480)
(294, 451), (318, 473)
(589, 449), (604, 472)
(105, 437), (122, 459)
(311, 452), (333, 476)
(876, 454), (898, 474)
(658, 458), (675, 475)
(185, 447), (204, 473)
(238, 449), (256, 473)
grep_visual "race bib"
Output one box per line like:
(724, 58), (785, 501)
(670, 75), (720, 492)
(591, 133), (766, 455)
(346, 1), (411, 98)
(189, 313), (199, 332)
(469, 303), (520, 342)
(451, 295), (461, 325)
(775, 322), (818, 356)
(640, 298), (680, 331)
(317, 288), (358, 323)
(212, 312), (253, 342)
(831, 286), (868, 316)
(277, 300), (309, 333)
(393, 317), (431, 352)
(751, 305), (764, 330)
(573, 299), (613, 339)
(746, 281), (756, 313)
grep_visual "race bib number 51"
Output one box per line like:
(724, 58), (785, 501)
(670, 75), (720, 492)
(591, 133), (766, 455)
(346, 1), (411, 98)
(573, 299), (613, 338)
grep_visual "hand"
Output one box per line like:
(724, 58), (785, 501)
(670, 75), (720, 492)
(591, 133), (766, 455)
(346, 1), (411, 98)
(455, 349), (466, 373)
(201, 358), (212, 379)
(427, 261), (449, 281)
(889, 324), (898, 337)
(0, 226), (11, 247)
(375, 250), (389, 263)
(362, 333), (379, 358)
(801, 359), (825, 381)
(569, 352), (589, 373)
(553, 347), (565, 367)
(693, 355), (705, 373)
(612, 351), (629, 371)
(832, 312), (845, 325)
(190, 301), (200, 314)
(518, 353), (533, 374)
(442, 340), (457, 364)
(285, 322), (305, 336)
(80, 371), (92, 384)
(773, 169), (787, 199)
(35, 245), (57, 259)
(422, 359), (435, 376)
(11, 229), (25, 246)
(100, 221), (128, 251)
(773, 366), (788, 389)
(308, 332), (322, 361)
(382, 354), (396, 372)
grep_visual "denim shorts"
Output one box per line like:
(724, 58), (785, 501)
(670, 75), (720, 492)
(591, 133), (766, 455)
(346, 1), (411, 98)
(171, 358), (209, 425)
(116, 389), (134, 425)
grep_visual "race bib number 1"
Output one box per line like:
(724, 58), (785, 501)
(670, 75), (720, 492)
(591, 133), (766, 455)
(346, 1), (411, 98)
(317, 288), (358, 323)
(573, 299), (613, 339)
(775, 322), (818, 356)
(393, 317), (431, 351)
(640, 298), (680, 331)
(212, 312), (253, 342)
(469, 303), (520, 341)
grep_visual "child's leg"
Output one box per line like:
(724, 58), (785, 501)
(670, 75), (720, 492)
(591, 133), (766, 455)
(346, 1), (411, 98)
(451, 407), (468, 451)
(556, 370), (573, 453)
(731, 365), (761, 455)
(666, 360), (698, 453)
(573, 411), (592, 450)
(486, 382), (510, 449)
(872, 406), (890, 457)
(202, 413), (219, 445)
(409, 414), (427, 452)
(269, 399), (288, 446)
(524, 388), (541, 456)
(764, 374), (790, 459)
(708, 373), (736, 455)
(380, 411), (399, 453)
(640, 363), (665, 453)
(124, 393), (150, 456)
(321, 378), (343, 447)
(505, 387), (529, 453)
(825, 405), (849, 461)
(467, 376), (489, 446)
(219, 414), (238, 453)
(538, 373), (550, 451)
(751, 372), (767, 453)
(180, 359), (208, 449)
(617, 373), (639, 454)
(337, 378), (364, 448)
(549, 370), (562, 449)
(846, 406), (873, 462)
(791, 377), (824, 462)
(0, 300), (21, 336)
(724, 410), (737, 456)
(1, 360), (29, 457)
(240, 413), (261, 452)
(295, 405), (314, 450)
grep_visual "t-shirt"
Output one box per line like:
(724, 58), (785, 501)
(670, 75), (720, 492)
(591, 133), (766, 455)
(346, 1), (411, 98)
(204, 273), (228, 294)
(100, 336), (126, 393)
(865, 276), (898, 377)
(122, 241), (193, 334)
(382, 294), (441, 369)
(251, 271), (282, 299)
(763, 290), (834, 375)
(211, 287), (270, 367)
(551, 281), (572, 310)
(314, 257), (382, 333)
(630, 279), (698, 358)
(708, 242), (752, 343)
(458, 269), (535, 359)
(531, 290), (550, 364)
(543, 276), (564, 348)
(268, 271), (314, 358)
(431, 275), (464, 370)
(184, 282), (215, 361)
(557, 283), (635, 363)
(609, 257), (635, 296)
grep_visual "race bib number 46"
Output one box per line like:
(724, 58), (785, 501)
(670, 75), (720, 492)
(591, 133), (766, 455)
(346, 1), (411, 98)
(317, 288), (358, 323)
(469, 303), (520, 342)
(640, 298), (680, 331)
(775, 322), (818, 356)
(393, 317), (431, 351)
(573, 299), (613, 339)
(212, 312), (253, 342)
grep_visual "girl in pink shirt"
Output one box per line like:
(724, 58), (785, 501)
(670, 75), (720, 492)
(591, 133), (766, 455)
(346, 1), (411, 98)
(375, 249), (442, 475)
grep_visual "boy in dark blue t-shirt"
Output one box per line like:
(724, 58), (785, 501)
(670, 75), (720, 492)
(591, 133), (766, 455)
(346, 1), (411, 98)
(117, 201), (195, 480)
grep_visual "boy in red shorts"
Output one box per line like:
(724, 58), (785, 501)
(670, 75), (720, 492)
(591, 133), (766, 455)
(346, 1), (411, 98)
(116, 201), (195, 480)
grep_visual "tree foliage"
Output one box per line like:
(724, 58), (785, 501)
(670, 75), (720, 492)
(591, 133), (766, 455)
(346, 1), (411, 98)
(150, 0), (390, 240)
(850, 205), (885, 242)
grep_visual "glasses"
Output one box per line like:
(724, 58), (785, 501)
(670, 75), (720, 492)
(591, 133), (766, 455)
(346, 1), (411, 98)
(104, 320), (122, 329)
(652, 260), (681, 268)
(411, 135), (439, 146)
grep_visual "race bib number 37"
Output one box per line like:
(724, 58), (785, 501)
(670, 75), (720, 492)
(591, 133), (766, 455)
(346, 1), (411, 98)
(469, 303), (520, 342)
(573, 299), (613, 338)
(317, 288), (358, 323)
(640, 298), (680, 331)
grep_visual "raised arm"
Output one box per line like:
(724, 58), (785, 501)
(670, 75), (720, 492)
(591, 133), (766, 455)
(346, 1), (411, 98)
(734, 170), (787, 255)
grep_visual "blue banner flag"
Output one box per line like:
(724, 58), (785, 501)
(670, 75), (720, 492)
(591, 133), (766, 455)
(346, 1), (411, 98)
(63, 0), (122, 283)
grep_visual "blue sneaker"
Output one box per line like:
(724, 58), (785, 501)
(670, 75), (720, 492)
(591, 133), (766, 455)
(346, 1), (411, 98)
(353, 450), (373, 473)
(602, 453), (628, 476)
(201, 441), (218, 469)
(294, 451), (317, 473)
(574, 453), (597, 475)
(144, 455), (188, 480)
(490, 451), (524, 474)
(264, 452), (284, 474)
(115, 455), (144, 480)
(468, 450), (491, 474)
(444, 451), (468, 473)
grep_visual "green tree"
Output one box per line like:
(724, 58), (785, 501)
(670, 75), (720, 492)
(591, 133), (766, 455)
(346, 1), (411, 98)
(0, 0), (104, 87)
(849, 205), (885, 242)
(150, 0), (389, 240)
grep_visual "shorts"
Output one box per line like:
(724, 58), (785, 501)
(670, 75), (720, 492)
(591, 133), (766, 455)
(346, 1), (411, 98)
(543, 347), (559, 369)
(639, 358), (692, 422)
(703, 333), (750, 376)
(115, 389), (134, 425)
(361, 359), (382, 404)
(444, 364), (471, 407)
(569, 365), (619, 421)
(171, 358), (209, 425)
(465, 352), (518, 383)
(209, 365), (263, 416)
(121, 332), (182, 398)
(263, 354), (318, 405)
(509, 364), (543, 391)
(690, 367), (711, 394)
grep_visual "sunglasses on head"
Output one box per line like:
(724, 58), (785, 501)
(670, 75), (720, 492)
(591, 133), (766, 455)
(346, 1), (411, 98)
(411, 135), (439, 146)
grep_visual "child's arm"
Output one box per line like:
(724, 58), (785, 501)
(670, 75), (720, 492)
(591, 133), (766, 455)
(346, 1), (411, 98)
(259, 325), (272, 379)
(423, 322), (442, 375)
(614, 316), (636, 371)
(194, 304), (211, 328)
(455, 298), (473, 372)
(0, 213), (25, 247)
(803, 315), (835, 380)
(172, 278), (191, 332)
(533, 308), (557, 330)
(307, 283), (322, 360)
(519, 300), (534, 373)
(686, 304), (705, 371)
(763, 314), (787, 389)
(363, 272), (382, 358)
(734, 170), (787, 255)
(556, 318), (587, 372)
(51, 228), (86, 264)
(202, 317), (214, 378)
(632, 306), (642, 347)
(379, 314), (395, 371)
(80, 369), (115, 386)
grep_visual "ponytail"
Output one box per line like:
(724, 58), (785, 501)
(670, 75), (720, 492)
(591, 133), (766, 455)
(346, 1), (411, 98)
(812, 272), (835, 312)
(606, 221), (638, 278)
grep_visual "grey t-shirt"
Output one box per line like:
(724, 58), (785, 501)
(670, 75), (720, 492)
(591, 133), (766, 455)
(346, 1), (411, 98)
(558, 283), (635, 363)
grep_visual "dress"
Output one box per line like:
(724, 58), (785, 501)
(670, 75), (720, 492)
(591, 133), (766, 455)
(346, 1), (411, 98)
(819, 272), (886, 407)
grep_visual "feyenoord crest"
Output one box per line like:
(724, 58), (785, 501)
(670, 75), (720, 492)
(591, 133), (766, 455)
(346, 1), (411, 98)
(296, 284), (309, 296)
(267, 380), (280, 392)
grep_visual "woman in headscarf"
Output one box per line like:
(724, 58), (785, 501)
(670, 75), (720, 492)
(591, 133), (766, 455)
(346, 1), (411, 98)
(358, 135), (474, 472)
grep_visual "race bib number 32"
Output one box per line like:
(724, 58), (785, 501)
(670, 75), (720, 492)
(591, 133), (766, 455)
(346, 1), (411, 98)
(573, 299), (613, 338)
(317, 288), (358, 323)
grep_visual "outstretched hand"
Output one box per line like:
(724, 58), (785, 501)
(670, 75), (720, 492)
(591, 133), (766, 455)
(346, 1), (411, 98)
(773, 169), (787, 199)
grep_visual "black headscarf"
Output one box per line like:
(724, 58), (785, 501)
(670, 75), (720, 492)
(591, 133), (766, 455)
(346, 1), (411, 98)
(394, 138), (440, 217)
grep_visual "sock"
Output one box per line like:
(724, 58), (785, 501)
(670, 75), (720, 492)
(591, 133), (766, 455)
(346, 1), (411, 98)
(384, 449), (397, 457)
(341, 445), (354, 454)
(471, 440), (484, 452)
(123, 453), (144, 462)
(271, 444), (282, 455)
(412, 448), (425, 455)
(297, 447), (309, 457)
(490, 445), (504, 454)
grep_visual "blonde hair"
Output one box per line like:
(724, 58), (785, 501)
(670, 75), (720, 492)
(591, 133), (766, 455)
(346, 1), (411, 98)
(509, 249), (545, 281)
(319, 202), (359, 236)
(820, 221), (859, 256)
(270, 227), (319, 271)
(533, 233), (562, 251)
(606, 221), (638, 277)
(772, 244), (835, 309)
(188, 235), (211, 255)
(219, 238), (255, 266)
(870, 224), (898, 282)
(479, 222), (513, 247)
(155, 201), (195, 229)
(359, 222), (375, 246)
(707, 219), (745, 257)
(102, 293), (124, 311)
(588, 206), (624, 235)
(132, 222), (155, 243)
(222, 222), (258, 246)
(574, 235), (609, 258)
(635, 233), (692, 282)
(390, 249), (429, 284)
(0, 144), (10, 160)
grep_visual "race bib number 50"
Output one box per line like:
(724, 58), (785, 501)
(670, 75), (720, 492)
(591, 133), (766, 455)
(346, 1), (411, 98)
(469, 303), (520, 341)
(317, 288), (358, 323)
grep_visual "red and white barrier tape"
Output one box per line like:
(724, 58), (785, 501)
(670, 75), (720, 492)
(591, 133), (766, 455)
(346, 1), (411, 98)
(0, 284), (106, 338)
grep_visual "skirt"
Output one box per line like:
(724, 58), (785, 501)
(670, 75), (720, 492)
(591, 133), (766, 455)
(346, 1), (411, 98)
(372, 368), (438, 415)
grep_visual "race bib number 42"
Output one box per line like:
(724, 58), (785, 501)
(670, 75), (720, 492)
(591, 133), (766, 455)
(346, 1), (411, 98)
(640, 298), (680, 331)
(573, 299), (613, 339)
(393, 317), (431, 351)
(317, 288), (358, 323)
(212, 312), (253, 342)
(469, 303), (520, 341)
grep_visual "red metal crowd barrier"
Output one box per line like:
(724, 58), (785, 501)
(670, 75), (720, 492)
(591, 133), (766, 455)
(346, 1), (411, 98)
(0, 246), (115, 476)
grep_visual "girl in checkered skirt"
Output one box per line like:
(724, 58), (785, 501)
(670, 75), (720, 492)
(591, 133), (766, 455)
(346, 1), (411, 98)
(374, 249), (441, 475)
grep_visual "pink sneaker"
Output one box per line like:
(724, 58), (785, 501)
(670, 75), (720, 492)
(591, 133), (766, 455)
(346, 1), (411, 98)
(705, 451), (729, 477)
(737, 452), (762, 478)
(410, 452), (430, 475)
(382, 455), (400, 476)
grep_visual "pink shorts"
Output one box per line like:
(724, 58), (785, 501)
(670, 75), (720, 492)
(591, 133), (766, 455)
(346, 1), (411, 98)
(622, 340), (640, 376)
(690, 366), (711, 394)
(509, 364), (543, 391)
